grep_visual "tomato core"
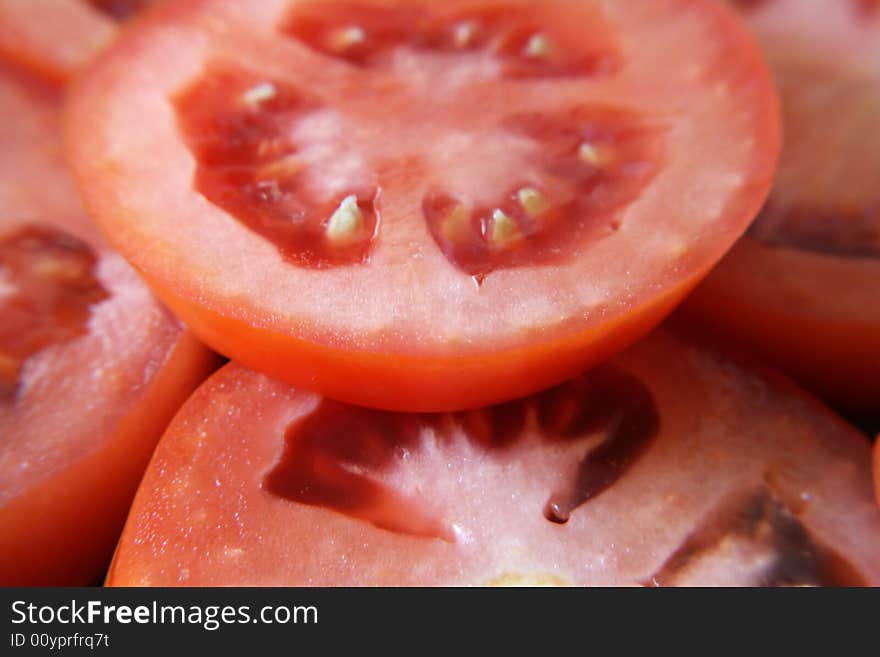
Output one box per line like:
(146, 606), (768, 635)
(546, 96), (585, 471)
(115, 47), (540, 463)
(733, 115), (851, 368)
(174, 2), (662, 276)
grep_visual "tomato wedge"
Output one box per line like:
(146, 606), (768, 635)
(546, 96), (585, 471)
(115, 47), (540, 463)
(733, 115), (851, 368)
(106, 328), (880, 587)
(66, 0), (779, 411)
(0, 62), (217, 586)
(682, 0), (880, 418)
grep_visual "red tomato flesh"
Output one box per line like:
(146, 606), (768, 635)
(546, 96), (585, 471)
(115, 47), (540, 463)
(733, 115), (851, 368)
(107, 329), (880, 586)
(0, 62), (217, 586)
(66, 0), (780, 411)
(683, 0), (880, 418)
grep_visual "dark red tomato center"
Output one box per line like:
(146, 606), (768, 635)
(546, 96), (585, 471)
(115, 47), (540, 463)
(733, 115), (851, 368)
(266, 364), (659, 540)
(730, 0), (879, 17)
(645, 484), (866, 586)
(0, 225), (108, 395)
(86, 0), (156, 21)
(174, 1), (663, 277)
(748, 64), (880, 258)
(732, 0), (880, 258)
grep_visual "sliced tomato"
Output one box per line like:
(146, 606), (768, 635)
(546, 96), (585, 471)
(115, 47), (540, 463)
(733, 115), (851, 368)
(66, 0), (779, 411)
(106, 329), (880, 587)
(875, 436), (880, 509)
(0, 0), (161, 83)
(682, 0), (880, 418)
(0, 62), (217, 586)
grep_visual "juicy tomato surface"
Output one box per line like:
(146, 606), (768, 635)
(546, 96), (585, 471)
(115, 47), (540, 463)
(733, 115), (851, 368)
(875, 436), (880, 509)
(0, 62), (217, 586)
(683, 0), (880, 418)
(106, 328), (880, 587)
(66, 0), (779, 411)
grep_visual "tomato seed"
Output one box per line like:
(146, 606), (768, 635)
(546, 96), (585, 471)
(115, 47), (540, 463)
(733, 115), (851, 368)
(241, 82), (277, 107)
(522, 33), (551, 59)
(325, 195), (366, 246)
(517, 187), (548, 216)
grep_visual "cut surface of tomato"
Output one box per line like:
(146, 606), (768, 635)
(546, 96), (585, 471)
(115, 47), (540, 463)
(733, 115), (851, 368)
(106, 329), (880, 587)
(67, 0), (779, 411)
(875, 436), (880, 509)
(0, 62), (217, 586)
(683, 0), (880, 418)
(0, 0), (117, 82)
(0, 0), (162, 83)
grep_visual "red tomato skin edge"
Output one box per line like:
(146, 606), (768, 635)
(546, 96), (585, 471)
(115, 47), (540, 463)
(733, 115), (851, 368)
(680, 238), (880, 421)
(140, 270), (707, 413)
(0, 331), (219, 586)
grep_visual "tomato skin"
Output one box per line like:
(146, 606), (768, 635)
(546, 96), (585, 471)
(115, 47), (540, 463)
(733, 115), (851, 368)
(682, 0), (880, 419)
(681, 241), (880, 419)
(0, 61), (219, 586)
(0, 332), (218, 586)
(106, 329), (880, 587)
(147, 266), (692, 412)
(65, 0), (780, 411)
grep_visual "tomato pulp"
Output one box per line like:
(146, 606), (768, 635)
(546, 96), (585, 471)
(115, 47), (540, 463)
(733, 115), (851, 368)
(683, 0), (880, 418)
(66, 0), (779, 411)
(106, 328), (880, 586)
(0, 61), (217, 586)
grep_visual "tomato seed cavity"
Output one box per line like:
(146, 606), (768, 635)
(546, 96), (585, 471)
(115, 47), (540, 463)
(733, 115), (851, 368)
(642, 486), (866, 586)
(0, 225), (109, 396)
(265, 365), (659, 536)
(175, 4), (660, 274)
(86, 0), (155, 21)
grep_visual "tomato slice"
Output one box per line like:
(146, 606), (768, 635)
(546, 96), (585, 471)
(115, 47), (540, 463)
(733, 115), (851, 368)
(0, 62), (217, 586)
(66, 0), (780, 411)
(682, 0), (880, 418)
(875, 435), (880, 509)
(106, 328), (880, 586)
(0, 0), (161, 83)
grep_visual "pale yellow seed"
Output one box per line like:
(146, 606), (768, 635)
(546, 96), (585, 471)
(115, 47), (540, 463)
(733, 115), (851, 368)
(256, 153), (304, 180)
(485, 572), (570, 587)
(440, 203), (471, 242)
(523, 33), (551, 59)
(330, 26), (366, 51)
(578, 141), (612, 168)
(517, 187), (549, 216)
(453, 21), (476, 48)
(326, 195), (364, 245)
(32, 255), (86, 281)
(241, 82), (276, 107)
(489, 209), (520, 247)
